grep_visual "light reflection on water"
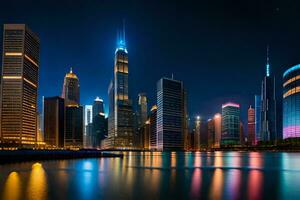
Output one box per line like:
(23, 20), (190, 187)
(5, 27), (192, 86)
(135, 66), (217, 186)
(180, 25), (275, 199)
(1, 152), (300, 199)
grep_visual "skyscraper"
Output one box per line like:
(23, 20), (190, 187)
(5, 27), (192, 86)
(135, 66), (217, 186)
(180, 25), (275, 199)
(157, 77), (185, 150)
(44, 96), (65, 148)
(0, 24), (40, 146)
(254, 95), (261, 144)
(65, 105), (83, 148)
(137, 93), (148, 127)
(221, 102), (240, 145)
(248, 106), (255, 145)
(283, 64), (300, 139)
(62, 68), (80, 106)
(92, 97), (106, 148)
(107, 25), (134, 149)
(260, 47), (277, 142)
(92, 97), (104, 115)
(150, 105), (157, 150)
(207, 118), (214, 148)
(194, 116), (201, 150)
(214, 113), (222, 148)
(62, 69), (83, 148)
(84, 105), (93, 147)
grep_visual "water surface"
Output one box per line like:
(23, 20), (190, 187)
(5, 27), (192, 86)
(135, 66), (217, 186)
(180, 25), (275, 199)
(1, 151), (300, 199)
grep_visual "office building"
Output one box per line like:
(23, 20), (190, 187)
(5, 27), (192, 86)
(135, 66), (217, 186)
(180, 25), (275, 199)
(84, 105), (92, 147)
(260, 47), (277, 142)
(65, 105), (83, 148)
(207, 118), (214, 148)
(248, 106), (255, 145)
(214, 113), (222, 148)
(194, 116), (201, 150)
(0, 24), (40, 146)
(221, 102), (240, 145)
(150, 105), (157, 150)
(92, 97), (106, 148)
(157, 77), (185, 150)
(62, 68), (80, 106)
(44, 96), (65, 147)
(107, 26), (134, 148)
(254, 95), (261, 144)
(62, 69), (83, 148)
(283, 64), (300, 139)
(137, 93), (148, 127)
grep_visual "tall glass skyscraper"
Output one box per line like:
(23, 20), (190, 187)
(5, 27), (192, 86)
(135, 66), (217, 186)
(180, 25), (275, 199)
(149, 105), (157, 150)
(221, 102), (240, 145)
(283, 64), (300, 139)
(254, 95), (261, 143)
(248, 105), (255, 145)
(44, 96), (65, 148)
(0, 24), (40, 146)
(157, 77), (185, 150)
(107, 26), (134, 149)
(62, 68), (80, 106)
(137, 93), (148, 127)
(62, 69), (83, 148)
(260, 47), (277, 142)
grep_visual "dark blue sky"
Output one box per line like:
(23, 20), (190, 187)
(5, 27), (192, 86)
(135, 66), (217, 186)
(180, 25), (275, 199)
(1, 0), (300, 124)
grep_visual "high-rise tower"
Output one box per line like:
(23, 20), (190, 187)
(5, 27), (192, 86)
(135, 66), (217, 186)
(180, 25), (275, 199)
(221, 102), (240, 145)
(0, 24), (40, 146)
(107, 23), (134, 148)
(62, 69), (83, 148)
(248, 105), (255, 145)
(156, 77), (186, 150)
(137, 93), (148, 127)
(62, 68), (80, 106)
(260, 46), (277, 142)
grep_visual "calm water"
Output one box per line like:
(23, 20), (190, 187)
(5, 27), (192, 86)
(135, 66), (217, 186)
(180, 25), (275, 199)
(0, 151), (300, 200)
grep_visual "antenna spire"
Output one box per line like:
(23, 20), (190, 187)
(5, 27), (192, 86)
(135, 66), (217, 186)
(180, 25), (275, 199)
(123, 19), (126, 44)
(70, 67), (73, 73)
(266, 45), (270, 77)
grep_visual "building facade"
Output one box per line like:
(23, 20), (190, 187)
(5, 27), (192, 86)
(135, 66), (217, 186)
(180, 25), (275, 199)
(157, 77), (185, 150)
(214, 113), (222, 148)
(44, 96), (65, 147)
(137, 93), (148, 127)
(260, 47), (277, 142)
(0, 24), (40, 146)
(84, 105), (92, 148)
(92, 97), (106, 148)
(107, 28), (134, 149)
(283, 64), (300, 139)
(221, 102), (240, 145)
(62, 68), (80, 106)
(65, 105), (83, 148)
(150, 105), (157, 150)
(248, 106), (255, 145)
(62, 69), (83, 148)
(254, 95), (261, 144)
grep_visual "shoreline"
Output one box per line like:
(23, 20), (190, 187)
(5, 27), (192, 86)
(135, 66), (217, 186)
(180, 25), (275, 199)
(0, 150), (123, 164)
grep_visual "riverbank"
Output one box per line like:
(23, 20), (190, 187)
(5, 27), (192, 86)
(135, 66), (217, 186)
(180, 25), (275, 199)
(0, 150), (123, 164)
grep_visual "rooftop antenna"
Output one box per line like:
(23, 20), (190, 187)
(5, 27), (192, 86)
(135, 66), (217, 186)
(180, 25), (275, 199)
(266, 45), (270, 77)
(123, 19), (126, 43)
(70, 67), (73, 73)
(171, 73), (174, 80)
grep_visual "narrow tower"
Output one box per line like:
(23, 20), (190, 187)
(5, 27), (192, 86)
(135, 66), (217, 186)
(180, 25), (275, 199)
(108, 22), (134, 148)
(260, 46), (277, 142)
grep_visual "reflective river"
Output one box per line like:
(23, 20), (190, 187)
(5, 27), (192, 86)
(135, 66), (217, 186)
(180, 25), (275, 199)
(1, 152), (300, 200)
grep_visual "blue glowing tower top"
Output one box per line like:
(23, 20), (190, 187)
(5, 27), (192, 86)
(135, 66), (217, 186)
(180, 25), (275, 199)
(266, 45), (270, 77)
(116, 21), (127, 53)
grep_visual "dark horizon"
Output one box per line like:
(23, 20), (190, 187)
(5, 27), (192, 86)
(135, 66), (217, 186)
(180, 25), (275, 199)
(1, 0), (300, 125)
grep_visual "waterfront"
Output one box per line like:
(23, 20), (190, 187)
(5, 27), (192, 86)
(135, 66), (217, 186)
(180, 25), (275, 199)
(1, 151), (300, 200)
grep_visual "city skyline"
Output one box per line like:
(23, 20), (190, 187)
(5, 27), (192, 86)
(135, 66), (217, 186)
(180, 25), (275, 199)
(2, 1), (300, 123)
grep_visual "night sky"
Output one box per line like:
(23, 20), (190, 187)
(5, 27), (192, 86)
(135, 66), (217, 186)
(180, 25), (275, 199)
(1, 0), (300, 125)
